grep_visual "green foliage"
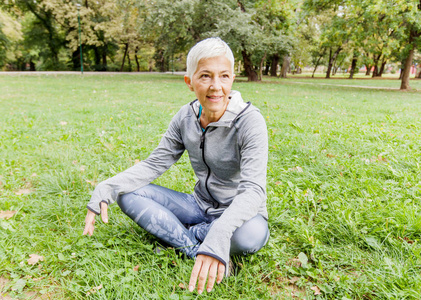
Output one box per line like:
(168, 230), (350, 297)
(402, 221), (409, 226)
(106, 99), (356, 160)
(0, 0), (420, 82)
(0, 19), (8, 67)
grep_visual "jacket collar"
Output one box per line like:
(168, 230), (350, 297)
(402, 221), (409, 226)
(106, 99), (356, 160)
(190, 90), (251, 128)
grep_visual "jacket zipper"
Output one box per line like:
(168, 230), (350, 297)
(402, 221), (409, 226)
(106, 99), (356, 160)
(200, 127), (220, 210)
(191, 99), (251, 212)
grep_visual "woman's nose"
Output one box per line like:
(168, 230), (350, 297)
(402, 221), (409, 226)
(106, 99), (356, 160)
(210, 78), (221, 90)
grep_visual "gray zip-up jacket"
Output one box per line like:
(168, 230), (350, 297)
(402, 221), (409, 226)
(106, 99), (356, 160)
(87, 90), (268, 270)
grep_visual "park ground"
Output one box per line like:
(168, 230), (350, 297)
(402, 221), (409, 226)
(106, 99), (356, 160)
(0, 73), (420, 299)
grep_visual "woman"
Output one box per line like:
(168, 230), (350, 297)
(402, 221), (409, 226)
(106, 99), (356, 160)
(83, 37), (269, 294)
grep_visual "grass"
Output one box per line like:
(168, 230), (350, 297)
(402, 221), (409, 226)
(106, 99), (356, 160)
(0, 73), (420, 299)
(259, 73), (421, 90)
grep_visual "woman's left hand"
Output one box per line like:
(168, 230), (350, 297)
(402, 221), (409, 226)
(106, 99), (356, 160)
(188, 254), (225, 294)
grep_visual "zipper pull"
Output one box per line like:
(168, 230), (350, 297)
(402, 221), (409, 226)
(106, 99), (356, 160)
(200, 133), (205, 149)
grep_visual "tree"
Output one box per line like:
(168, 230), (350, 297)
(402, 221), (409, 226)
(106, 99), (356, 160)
(206, 0), (294, 81)
(0, 10), (22, 68)
(142, 0), (197, 72)
(0, 20), (9, 68)
(302, 1), (350, 78)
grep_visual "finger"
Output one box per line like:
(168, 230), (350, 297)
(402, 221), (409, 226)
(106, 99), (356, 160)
(196, 260), (210, 295)
(100, 202), (108, 223)
(189, 259), (203, 292)
(83, 213), (95, 236)
(206, 261), (218, 293)
(216, 262), (225, 284)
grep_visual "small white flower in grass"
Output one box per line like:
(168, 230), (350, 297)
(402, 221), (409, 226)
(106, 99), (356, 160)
(59, 121), (67, 126)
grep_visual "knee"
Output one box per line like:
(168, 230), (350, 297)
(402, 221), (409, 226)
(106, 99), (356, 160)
(117, 185), (153, 213)
(117, 193), (131, 213)
(230, 215), (269, 255)
(117, 190), (145, 214)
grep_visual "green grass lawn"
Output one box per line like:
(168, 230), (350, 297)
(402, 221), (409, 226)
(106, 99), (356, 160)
(1, 73), (420, 299)
(259, 74), (421, 90)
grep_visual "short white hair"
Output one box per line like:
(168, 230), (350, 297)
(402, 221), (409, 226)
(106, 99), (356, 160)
(186, 37), (235, 79)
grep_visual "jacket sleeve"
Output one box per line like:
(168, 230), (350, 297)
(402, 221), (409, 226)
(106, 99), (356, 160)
(87, 111), (186, 214)
(196, 110), (268, 273)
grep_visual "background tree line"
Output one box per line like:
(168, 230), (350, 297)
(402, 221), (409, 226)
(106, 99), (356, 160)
(0, 0), (420, 89)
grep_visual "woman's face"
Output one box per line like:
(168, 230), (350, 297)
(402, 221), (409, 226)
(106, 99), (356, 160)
(184, 55), (235, 122)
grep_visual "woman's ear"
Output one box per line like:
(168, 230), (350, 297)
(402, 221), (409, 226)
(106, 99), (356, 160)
(184, 75), (194, 91)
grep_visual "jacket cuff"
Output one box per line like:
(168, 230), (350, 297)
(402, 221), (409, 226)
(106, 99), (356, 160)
(86, 205), (100, 215)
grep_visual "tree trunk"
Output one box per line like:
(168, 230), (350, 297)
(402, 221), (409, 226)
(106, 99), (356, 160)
(332, 63), (337, 75)
(349, 52), (358, 79)
(264, 59), (270, 76)
(242, 49), (258, 81)
(135, 47), (140, 72)
(155, 48), (167, 72)
(94, 46), (106, 71)
(312, 53), (324, 78)
(280, 55), (290, 78)
(128, 52), (132, 72)
(120, 42), (129, 72)
(378, 60), (387, 77)
(365, 65), (371, 76)
(333, 55), (345, 76)
(71, 49), (80, 70)
(372, 65), (378, 77)
(94, 47), (101, 66)
(102, 46), (107, 68)
(259, 52), (266, 81)
(29, 60), (36, 71)
(326, 47), (341, 78)
(270, 54), (279, 77)
(400, 45), (415, 90)
(372, 54), (381, 77)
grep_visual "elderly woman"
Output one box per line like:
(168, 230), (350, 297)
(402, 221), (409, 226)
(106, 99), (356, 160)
(83, 37), (269, 294)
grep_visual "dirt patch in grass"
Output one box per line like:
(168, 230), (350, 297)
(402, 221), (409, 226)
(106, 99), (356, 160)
(262, 272), (308, 299)
(0, 277), (61, 300)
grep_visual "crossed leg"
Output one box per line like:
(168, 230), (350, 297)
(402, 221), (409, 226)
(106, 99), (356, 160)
(117, 184), (269, 258)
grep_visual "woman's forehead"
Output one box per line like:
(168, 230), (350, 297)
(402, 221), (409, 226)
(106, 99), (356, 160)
(195, 56), (232, 73)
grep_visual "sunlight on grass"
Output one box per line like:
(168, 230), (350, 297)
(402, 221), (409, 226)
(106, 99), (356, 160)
(0, 74), (420, 299)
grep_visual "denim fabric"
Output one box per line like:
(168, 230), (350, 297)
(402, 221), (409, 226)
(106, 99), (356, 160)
(117, 184), (268, 258)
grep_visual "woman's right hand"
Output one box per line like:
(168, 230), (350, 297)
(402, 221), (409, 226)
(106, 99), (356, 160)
(83, 202), (108, 236)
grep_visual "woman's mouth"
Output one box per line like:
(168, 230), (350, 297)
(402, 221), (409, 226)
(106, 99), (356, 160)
(207, 95), (223, 102)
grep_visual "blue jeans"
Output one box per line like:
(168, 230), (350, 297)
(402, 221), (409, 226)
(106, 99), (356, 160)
(117, 184), (269, 258)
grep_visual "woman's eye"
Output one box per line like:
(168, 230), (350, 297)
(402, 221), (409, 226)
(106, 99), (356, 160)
(201, 74), (210, 78)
